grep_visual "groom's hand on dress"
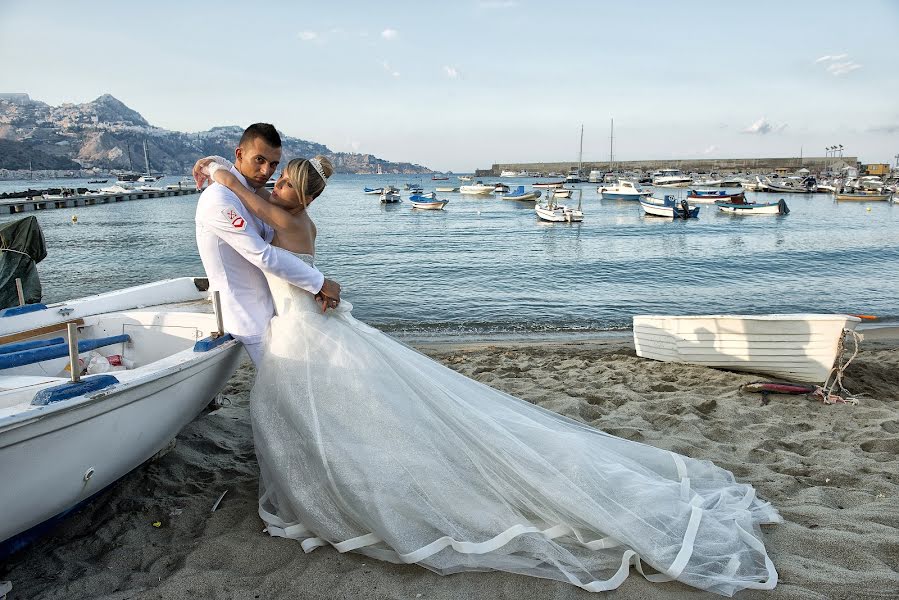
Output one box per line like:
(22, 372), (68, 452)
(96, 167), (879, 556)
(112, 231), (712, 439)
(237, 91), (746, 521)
(318, 278), (341, 313)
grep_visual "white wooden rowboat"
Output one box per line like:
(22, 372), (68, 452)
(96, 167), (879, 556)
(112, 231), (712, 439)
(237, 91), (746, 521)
(633, 314), (861, 384)
(0, 279), (244, 555)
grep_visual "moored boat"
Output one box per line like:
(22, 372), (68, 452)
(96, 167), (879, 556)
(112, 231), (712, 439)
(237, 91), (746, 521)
(599, 180), (651, 200)
(535, 189), (583, 223)
(459, 182), (495, 195)
(503, 186), (542, 201)
(687, 189), (746, 204)
(435, 186), (459, 193)
(639, 195), (699, 219)
(834, 191), (892, 201)
(632, 313), (862, 384)
(532, 181), (565, 189)
(716, 198), (789, 215)
(409, 194), (449, 210)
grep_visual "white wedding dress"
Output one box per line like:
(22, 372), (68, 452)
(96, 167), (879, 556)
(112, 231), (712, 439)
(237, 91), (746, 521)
(250, 253), (780, 596)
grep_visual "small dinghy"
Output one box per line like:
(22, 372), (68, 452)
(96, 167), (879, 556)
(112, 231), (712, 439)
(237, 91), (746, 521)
(0, 278), (243, 556)
(716, 197), (789, 215)
(502, 186), (542, 201)
(834, 191), (892, 201)
(639, 195), (700, 219)
(535, 189), (583, 223)
(687, 189), (746, 204)
(363, 187), (384, 195)
(409, 194), (449, 210)
(380, 190), (401, 203)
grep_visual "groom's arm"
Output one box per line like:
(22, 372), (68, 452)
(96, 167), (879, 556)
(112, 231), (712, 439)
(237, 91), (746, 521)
(198, 190), (326, 295)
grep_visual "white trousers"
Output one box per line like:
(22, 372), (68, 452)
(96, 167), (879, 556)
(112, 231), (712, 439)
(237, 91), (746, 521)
(233, 335), (265, 366)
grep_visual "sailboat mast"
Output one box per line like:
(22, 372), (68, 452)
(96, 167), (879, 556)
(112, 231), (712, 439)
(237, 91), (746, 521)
(609, 118), (614, 172)
(578, 124), (584, 173)
(143, 140), (151, 175)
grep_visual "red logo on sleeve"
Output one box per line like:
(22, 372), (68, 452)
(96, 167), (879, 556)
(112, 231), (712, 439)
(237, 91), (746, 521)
(221, 208), (247, 231)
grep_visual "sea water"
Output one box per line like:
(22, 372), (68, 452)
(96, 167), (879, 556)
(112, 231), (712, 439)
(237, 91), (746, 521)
(2, 175), (898, 340)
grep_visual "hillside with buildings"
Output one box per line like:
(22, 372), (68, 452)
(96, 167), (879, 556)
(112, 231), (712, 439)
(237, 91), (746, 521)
(0, 93), (431, 175)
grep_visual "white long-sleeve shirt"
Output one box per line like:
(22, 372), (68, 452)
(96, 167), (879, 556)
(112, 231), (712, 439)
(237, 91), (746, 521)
(195, 167), (325, 343)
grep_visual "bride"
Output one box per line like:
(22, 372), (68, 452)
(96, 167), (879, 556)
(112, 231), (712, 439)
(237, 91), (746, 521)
(197, 156), (780, 596)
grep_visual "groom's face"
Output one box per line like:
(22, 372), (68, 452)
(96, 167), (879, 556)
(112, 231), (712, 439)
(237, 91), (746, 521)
(235, 138), (282, 189)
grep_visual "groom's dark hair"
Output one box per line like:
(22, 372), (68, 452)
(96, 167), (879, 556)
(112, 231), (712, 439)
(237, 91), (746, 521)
(240, 123), (282, 148)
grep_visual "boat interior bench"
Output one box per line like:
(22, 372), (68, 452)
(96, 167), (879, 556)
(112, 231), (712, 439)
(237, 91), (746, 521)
(0, 334), (131, 371)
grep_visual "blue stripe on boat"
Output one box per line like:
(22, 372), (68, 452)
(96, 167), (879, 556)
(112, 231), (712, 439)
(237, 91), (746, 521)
(0, 334), (131, 370)
(31, 374), (120, 406)
(0, 304), (48, 317)
(0, 337), (66, 355)
(193, 333), (234, 352)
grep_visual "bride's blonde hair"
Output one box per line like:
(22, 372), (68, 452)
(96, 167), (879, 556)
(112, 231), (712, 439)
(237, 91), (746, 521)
(283, 155), (334, 209)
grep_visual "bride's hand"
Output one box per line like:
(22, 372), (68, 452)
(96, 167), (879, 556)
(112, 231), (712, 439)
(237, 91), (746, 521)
(192, 157), (216, 189)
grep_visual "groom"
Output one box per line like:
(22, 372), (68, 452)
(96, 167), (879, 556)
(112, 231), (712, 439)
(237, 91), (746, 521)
(195, 123), (341, 364)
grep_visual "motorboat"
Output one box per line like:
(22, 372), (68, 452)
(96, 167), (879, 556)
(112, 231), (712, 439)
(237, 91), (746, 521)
(763, 176), (816, 194)
(431, 175), (449, 181)
(551, 188), (573, 199)
(99, 184), (134, 194)
(458, 175), (473, 181)
(136, 175), (161, 183)
(409, 194), (449, 210)
(535, 189), (583, 223)
(499, 170), (518, 178)
(494, 183), (510, 194)
(716, 198), (789, 215)
(459, 182), (495, 195)
(410, 191), (436, 200)
(379, 190), (401, 203)
(0, 278), (243, 555)
(502, 186), (541, 201)
(599, 180), (651, 200)
(651, 169), (693, 188)
(632, 313), (862, 384)
(532, 181), (565, 189)
(687, 189), (746, 204)
(87, 179), (108, 184)
(587, 170), (605, 183)
(639, 195), (700, 219)
(740, 176), (769, 192)
(435, 186), (459, 193)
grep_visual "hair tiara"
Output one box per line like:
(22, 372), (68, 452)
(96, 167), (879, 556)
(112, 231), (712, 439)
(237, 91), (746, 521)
(308, 157), (328, 183)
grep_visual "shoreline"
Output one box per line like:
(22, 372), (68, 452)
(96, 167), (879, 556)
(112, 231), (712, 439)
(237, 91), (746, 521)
(2, 335), (897, 598)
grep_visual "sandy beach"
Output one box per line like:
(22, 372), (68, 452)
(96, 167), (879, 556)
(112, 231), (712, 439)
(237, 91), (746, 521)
(2, 333), (898, 599)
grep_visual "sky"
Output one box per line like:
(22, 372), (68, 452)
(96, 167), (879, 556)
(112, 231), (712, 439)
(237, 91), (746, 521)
(1, 0), (897, 171)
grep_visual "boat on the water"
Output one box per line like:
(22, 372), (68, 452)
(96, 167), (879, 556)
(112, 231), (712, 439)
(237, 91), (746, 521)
(532, 181), (565, 189)
(0, 278), (243, 556)
(502, 186), (542, 201)
(431, 175), (449, 181)
(535, 189), (583, 223)
(687, 189), (746, 204)
(380, 189), (401, 203)
(435, 186), (459, 193)
(716, 198), (789, 215)
(639, 195), (700, 219)
(834, 191), (892, 201)
(409, 194), (449, 210)
(599, 180), (651, 200)
(651, 168), (693, 188)
(632, 313), (862, 384)
(459, 182), (495, 195)
(363, 187), (384, 195)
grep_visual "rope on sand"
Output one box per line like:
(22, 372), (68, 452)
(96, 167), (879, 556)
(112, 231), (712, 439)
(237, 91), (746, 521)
(819, 329), (866, 405)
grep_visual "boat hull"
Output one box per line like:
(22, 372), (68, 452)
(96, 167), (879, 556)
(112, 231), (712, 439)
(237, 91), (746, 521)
(716, 201), (786, 215)
(633, 314), (861, 384)
(834, 193), (891, 201)
(0, 336), (243, 549)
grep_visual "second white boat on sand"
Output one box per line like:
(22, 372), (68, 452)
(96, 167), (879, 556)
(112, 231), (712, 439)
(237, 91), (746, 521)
(632, 313), (862, 384)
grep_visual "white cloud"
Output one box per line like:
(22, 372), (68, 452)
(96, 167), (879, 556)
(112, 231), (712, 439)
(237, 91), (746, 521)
(815, 53), (861, 76)
(298, 31), (319, 42)
(381, 28), (398, 40)
(443, 65), (459, 79)
(381, 60), (400, 78)
(742, 117), (787, 135)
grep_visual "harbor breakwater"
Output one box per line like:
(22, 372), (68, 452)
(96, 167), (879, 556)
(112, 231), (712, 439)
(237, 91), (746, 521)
(475, 156), (859, 176)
